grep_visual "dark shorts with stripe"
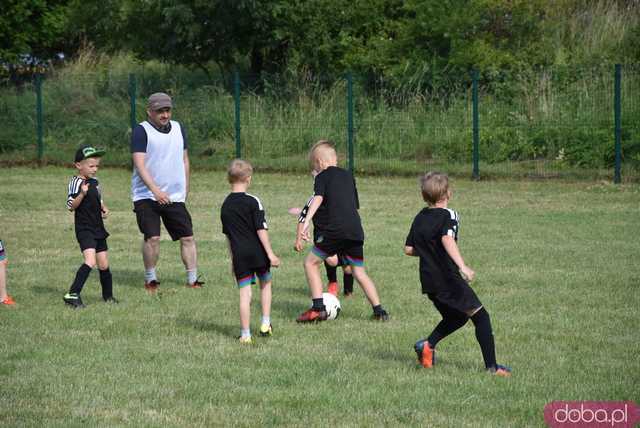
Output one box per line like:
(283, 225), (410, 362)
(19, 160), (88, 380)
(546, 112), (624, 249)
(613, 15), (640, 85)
(134, 200), (193, 241)
(0, 240), (6, 261)
(236, 267), (272, 288)
(426, 279), (482, 315)
(312, 238), (364, 267)
(77, 232), (108, 253)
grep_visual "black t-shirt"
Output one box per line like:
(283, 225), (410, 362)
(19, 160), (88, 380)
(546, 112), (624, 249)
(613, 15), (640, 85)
(66, 176), (109, 239)
(405, 207), (462, 293)
(313, 166), (363, 241)
(220, 192), (269, 273)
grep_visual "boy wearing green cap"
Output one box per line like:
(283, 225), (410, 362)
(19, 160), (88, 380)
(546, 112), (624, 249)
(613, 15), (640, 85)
(63, 145), (117, 308)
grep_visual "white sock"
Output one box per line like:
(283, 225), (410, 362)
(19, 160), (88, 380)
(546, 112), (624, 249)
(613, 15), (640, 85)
(145, 268), (157, 282)
(241, 328), (251, 338)
(261, 316), (270, 326)
(187, 269), (198, 285)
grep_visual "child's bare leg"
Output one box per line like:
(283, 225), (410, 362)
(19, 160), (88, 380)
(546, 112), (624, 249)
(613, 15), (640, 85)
(259, 279), (272, 320)
(239, 285), (252, 332)
(351, 265), (380, 306)
(304, 252), (324, 299)
(0, 259), (7, 301)
(82, 248), (97, 268)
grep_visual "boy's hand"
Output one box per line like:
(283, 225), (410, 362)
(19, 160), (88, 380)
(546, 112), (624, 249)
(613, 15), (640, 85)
(269, 254), (281, 268)
(460, 265), (475, 282)
(301, 222), (311, 242)
(81, 180), (90, 195)
(294, 236), (304, 252)
(101, 205), (110, 218)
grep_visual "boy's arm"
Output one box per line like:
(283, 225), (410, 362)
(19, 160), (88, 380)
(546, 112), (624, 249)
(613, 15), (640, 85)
(404, 245), (418, 256)
(101, 201), (109, 218)
(225, 237), (236, 281)
(257, 229), (280, 267)
(301, 195), (323, 240)
(67, 179), (89, 211)
(441, 235), (475, 281)
(294, 222), (305, 252)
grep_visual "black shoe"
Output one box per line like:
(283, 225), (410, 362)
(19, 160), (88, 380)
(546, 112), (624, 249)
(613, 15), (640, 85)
(372, 309), (389, 321)
(103, 297), (119, 304)
(63, 293), (85, 309)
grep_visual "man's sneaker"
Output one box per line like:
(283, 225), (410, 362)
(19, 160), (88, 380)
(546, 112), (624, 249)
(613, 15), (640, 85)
(372, 309), (389, 321)
(1, 295), (16, 305)
(488, 364), (512, 377)
(414, 339), (435, 368)
(144, 280), (160, 293)
(103, 297), (119, 304)
(327, 282), (338, 296)
(238, 336), (253, 345)
(186, 278), (205, 289)
(296, 308), (328, 323)
(259, 324), (273, 337)
(63, 293), (85, 309)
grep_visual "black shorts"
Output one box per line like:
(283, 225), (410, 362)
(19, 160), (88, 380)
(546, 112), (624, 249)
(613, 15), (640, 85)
(426, 280), (482, 315)
(134, 200), (193, 241)
(77, 233), (108, 253)
(312, 238), (364, 267)
(235, 267), (272, 288)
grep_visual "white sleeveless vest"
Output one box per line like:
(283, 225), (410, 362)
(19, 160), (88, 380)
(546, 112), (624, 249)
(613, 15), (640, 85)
(131, 120), (186, 202)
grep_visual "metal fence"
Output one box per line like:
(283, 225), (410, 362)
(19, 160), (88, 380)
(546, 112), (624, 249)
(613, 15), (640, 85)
(1, 65), (638, 181)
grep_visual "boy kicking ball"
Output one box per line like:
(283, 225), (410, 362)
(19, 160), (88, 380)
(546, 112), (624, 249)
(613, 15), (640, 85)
(221, 159), (280, 344)
(64, 145), (117, 308)
(404, 172), (510, 376)
(297, 140), (388, 322)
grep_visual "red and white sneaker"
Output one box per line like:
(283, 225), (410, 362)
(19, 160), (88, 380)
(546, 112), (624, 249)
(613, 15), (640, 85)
(1, 295), (16, 305)
(144, 280), (160, 293)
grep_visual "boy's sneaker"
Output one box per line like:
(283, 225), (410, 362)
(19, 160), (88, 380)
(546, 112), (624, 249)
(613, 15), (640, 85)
(63, 293), (85, 309)
(144, 280), (160, 293)
(488, 364), (512, 377)
(1, 295), (16, 305)
(372, 309), (389, 321)
(327, 282), (338, 296)
(343, 292), (353, 298)
(103, 297), (119, 304)
(414, 339), (435, 368)
(238, 336), (253, 345)
(186, 278), (205, 289)
(259, 324), (273, 337)
(296, 308), (328, 323)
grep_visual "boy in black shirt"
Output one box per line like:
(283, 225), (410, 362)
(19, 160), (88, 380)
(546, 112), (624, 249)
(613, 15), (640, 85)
(221, 159), (280, 344)
(404, 172), (510, 376)
(64, 145), (116, 308)
(298, 140), (388, 322)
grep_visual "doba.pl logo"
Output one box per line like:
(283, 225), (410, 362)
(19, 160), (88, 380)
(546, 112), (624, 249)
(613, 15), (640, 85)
(544, 401), (640, 427)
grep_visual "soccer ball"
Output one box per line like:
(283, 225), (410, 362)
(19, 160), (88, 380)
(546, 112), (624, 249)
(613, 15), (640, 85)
(322, 292), (341, 320)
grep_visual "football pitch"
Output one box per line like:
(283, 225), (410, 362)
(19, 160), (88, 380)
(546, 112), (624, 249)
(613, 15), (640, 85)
(1, 166), (638, 427)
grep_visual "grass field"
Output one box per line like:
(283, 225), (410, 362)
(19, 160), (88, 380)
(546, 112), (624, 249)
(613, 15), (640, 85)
(1, 167), (639, 427)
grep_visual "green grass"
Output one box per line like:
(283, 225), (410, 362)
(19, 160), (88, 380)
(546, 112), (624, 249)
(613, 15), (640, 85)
(1, 167), (639, 427)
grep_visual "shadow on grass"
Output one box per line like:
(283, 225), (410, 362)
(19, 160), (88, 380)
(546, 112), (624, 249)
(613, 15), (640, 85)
(176, 314), (236, 338)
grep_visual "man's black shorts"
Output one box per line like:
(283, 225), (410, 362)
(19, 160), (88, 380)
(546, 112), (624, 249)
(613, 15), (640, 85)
(426, 279), (483, 315)
(77, 233), (108, 253)
(312, 238), (364, 267)
(133, 200), (193, 241)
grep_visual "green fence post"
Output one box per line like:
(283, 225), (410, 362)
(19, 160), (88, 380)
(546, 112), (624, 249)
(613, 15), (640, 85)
(129, 73), (137, 131)
(614, 64), (621, 184)
(472, 69), (480, 180)
(35, 74), (44, 162)
(347, 72), (354, 174)
(234, 70), (241, 159)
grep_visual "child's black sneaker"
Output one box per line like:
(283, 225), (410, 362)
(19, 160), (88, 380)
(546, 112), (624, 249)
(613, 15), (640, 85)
(103, 297), (119, 304)
(63, 293), (85, 309)
(372, 308), (389, 321)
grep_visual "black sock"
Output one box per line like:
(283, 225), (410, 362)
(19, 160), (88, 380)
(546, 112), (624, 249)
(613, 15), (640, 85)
(312, 298), (326, 311)
(470, 307), (497, 369)
(325, 263), (337, 283)
(343, 273), (354, 294)
(372, 304), (385, 315)
(427, 314), (469, 348)
(99, 268), (113, 300)
(70, 264), (92, 295)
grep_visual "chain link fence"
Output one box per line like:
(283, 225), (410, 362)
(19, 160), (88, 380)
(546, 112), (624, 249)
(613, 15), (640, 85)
(1, 65), (638, 181)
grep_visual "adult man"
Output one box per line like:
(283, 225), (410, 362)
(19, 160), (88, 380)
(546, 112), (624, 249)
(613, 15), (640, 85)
(131, 92), (203, 292)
